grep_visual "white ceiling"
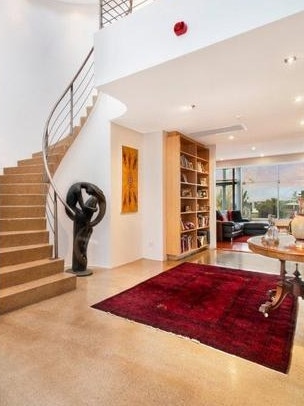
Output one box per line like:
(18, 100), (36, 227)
(101, 10), (304, 162)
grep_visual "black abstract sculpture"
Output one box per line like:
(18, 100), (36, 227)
(65, 182), (106, 276)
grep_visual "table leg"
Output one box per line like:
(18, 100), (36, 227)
(292, 264), (304, 298)
(259, 260), (290, 317)
(279, 259), (287, 279)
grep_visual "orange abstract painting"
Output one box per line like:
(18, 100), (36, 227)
(121, 146), (138, 213)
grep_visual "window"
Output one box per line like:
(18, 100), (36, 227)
(216, 162), (304, 219)
(216, 168), (241, 211)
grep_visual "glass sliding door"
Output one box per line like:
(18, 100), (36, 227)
(278, 163), (304, 218)
(216, 168), (241, 211)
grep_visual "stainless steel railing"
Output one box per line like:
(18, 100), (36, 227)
(42, 0), (153, 258)
(42, 47), (95, 258)
(99, 0), (133, 28)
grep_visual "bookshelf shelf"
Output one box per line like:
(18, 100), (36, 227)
(166, 131), (210, 260)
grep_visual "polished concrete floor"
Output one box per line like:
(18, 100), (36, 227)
(1, 248), (304, 406)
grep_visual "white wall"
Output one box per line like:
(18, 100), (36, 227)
(0, 0), (98, 172)
(141, 131), (166, 260)
(54, 94), (165, 268)
(109, 124), (144, 267)
(54, 93), (126, 268)
(1, 0), (167, 268)
(94, 0), (304, 86)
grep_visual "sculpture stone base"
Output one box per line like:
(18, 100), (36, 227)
(66, 269), (93, 277)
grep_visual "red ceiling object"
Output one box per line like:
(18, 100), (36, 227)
(174, 21), (188, 36)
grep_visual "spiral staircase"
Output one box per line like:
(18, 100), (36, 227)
(0, 108), (96, 314)
(0, 0), (138, 314)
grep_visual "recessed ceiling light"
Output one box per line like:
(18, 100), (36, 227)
(300, 120), (304, 126)
(180, 104), (196, 112)
(228, 135), (234, 140)
(260, 153), (264, 158)
(251, 146), (256, 151)
(294, 95), (303, 103)
(284, 55), (297, 64)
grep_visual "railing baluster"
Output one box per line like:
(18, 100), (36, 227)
(70, 84), (74, 137)
(53, 191), (59, 259)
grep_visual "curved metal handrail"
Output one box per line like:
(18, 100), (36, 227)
(42, 0), (150, 259)
(42, 47), (95, 258)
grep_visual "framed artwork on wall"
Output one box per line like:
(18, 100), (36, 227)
(121, 145), (138, 213)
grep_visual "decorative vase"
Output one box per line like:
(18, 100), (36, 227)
(262, 215), (279, 247)
(290, 197), (304, 241)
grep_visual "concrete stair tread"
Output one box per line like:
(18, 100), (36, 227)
(0, 182), (47, 185)
(0, 272), (76, 299)
(0, 205), (45, 208)
(0, 194), (46, 206)
(0, 193), (45, 197)
(0, 258), (63, 274)
(0, 184), (48, 194)
(0, 229), (46, 236)
(0, 273), (74, 296)
(0, 217), (46, 223)
(0, 218), (46, 232)
(0, 243), (51, 254)
(0, 174), (46, 184)
(0, 217), (45, 220)
(5, 164), (45, 170)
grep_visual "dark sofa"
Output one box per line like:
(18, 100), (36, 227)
(216, 210), (268, 241)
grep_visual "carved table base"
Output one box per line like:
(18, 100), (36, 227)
(248, 235), (304, 317)
(259, 261), (304, 317)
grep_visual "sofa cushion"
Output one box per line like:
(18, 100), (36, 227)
(231, 210), (244, 222)
(243, 222), (268, 235)
(222, 213), (228, 221)
(216, 210), (224, 221)
(243, 222), (268, 230)
(233, 222), (243, 231)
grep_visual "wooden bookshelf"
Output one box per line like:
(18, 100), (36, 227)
(165, 131), (210, 259)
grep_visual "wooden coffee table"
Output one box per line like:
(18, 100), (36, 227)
(248, 235), (304, 317)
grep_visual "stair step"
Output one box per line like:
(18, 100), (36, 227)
(0, 218), (46, 231)
(80, 116), (88, 126)
(0, 230), (49, 248)
(0, 102), (89, 314)
(0, 183), (48, 194)
(0, 194), (46, 205)
(18, 154), (62, 167)
(0, 206), (45, 218)
(0, 258), (65, 288)
(4, 164), (45, 175)
(32, 144), (69, 158)
(18, 156), (44, 166)
(0, 272), (76, 314)
(0, 244), (53, 266)
(0, 173), (45, 184)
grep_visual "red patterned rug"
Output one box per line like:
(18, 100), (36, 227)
(92, 263), (297, 373)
